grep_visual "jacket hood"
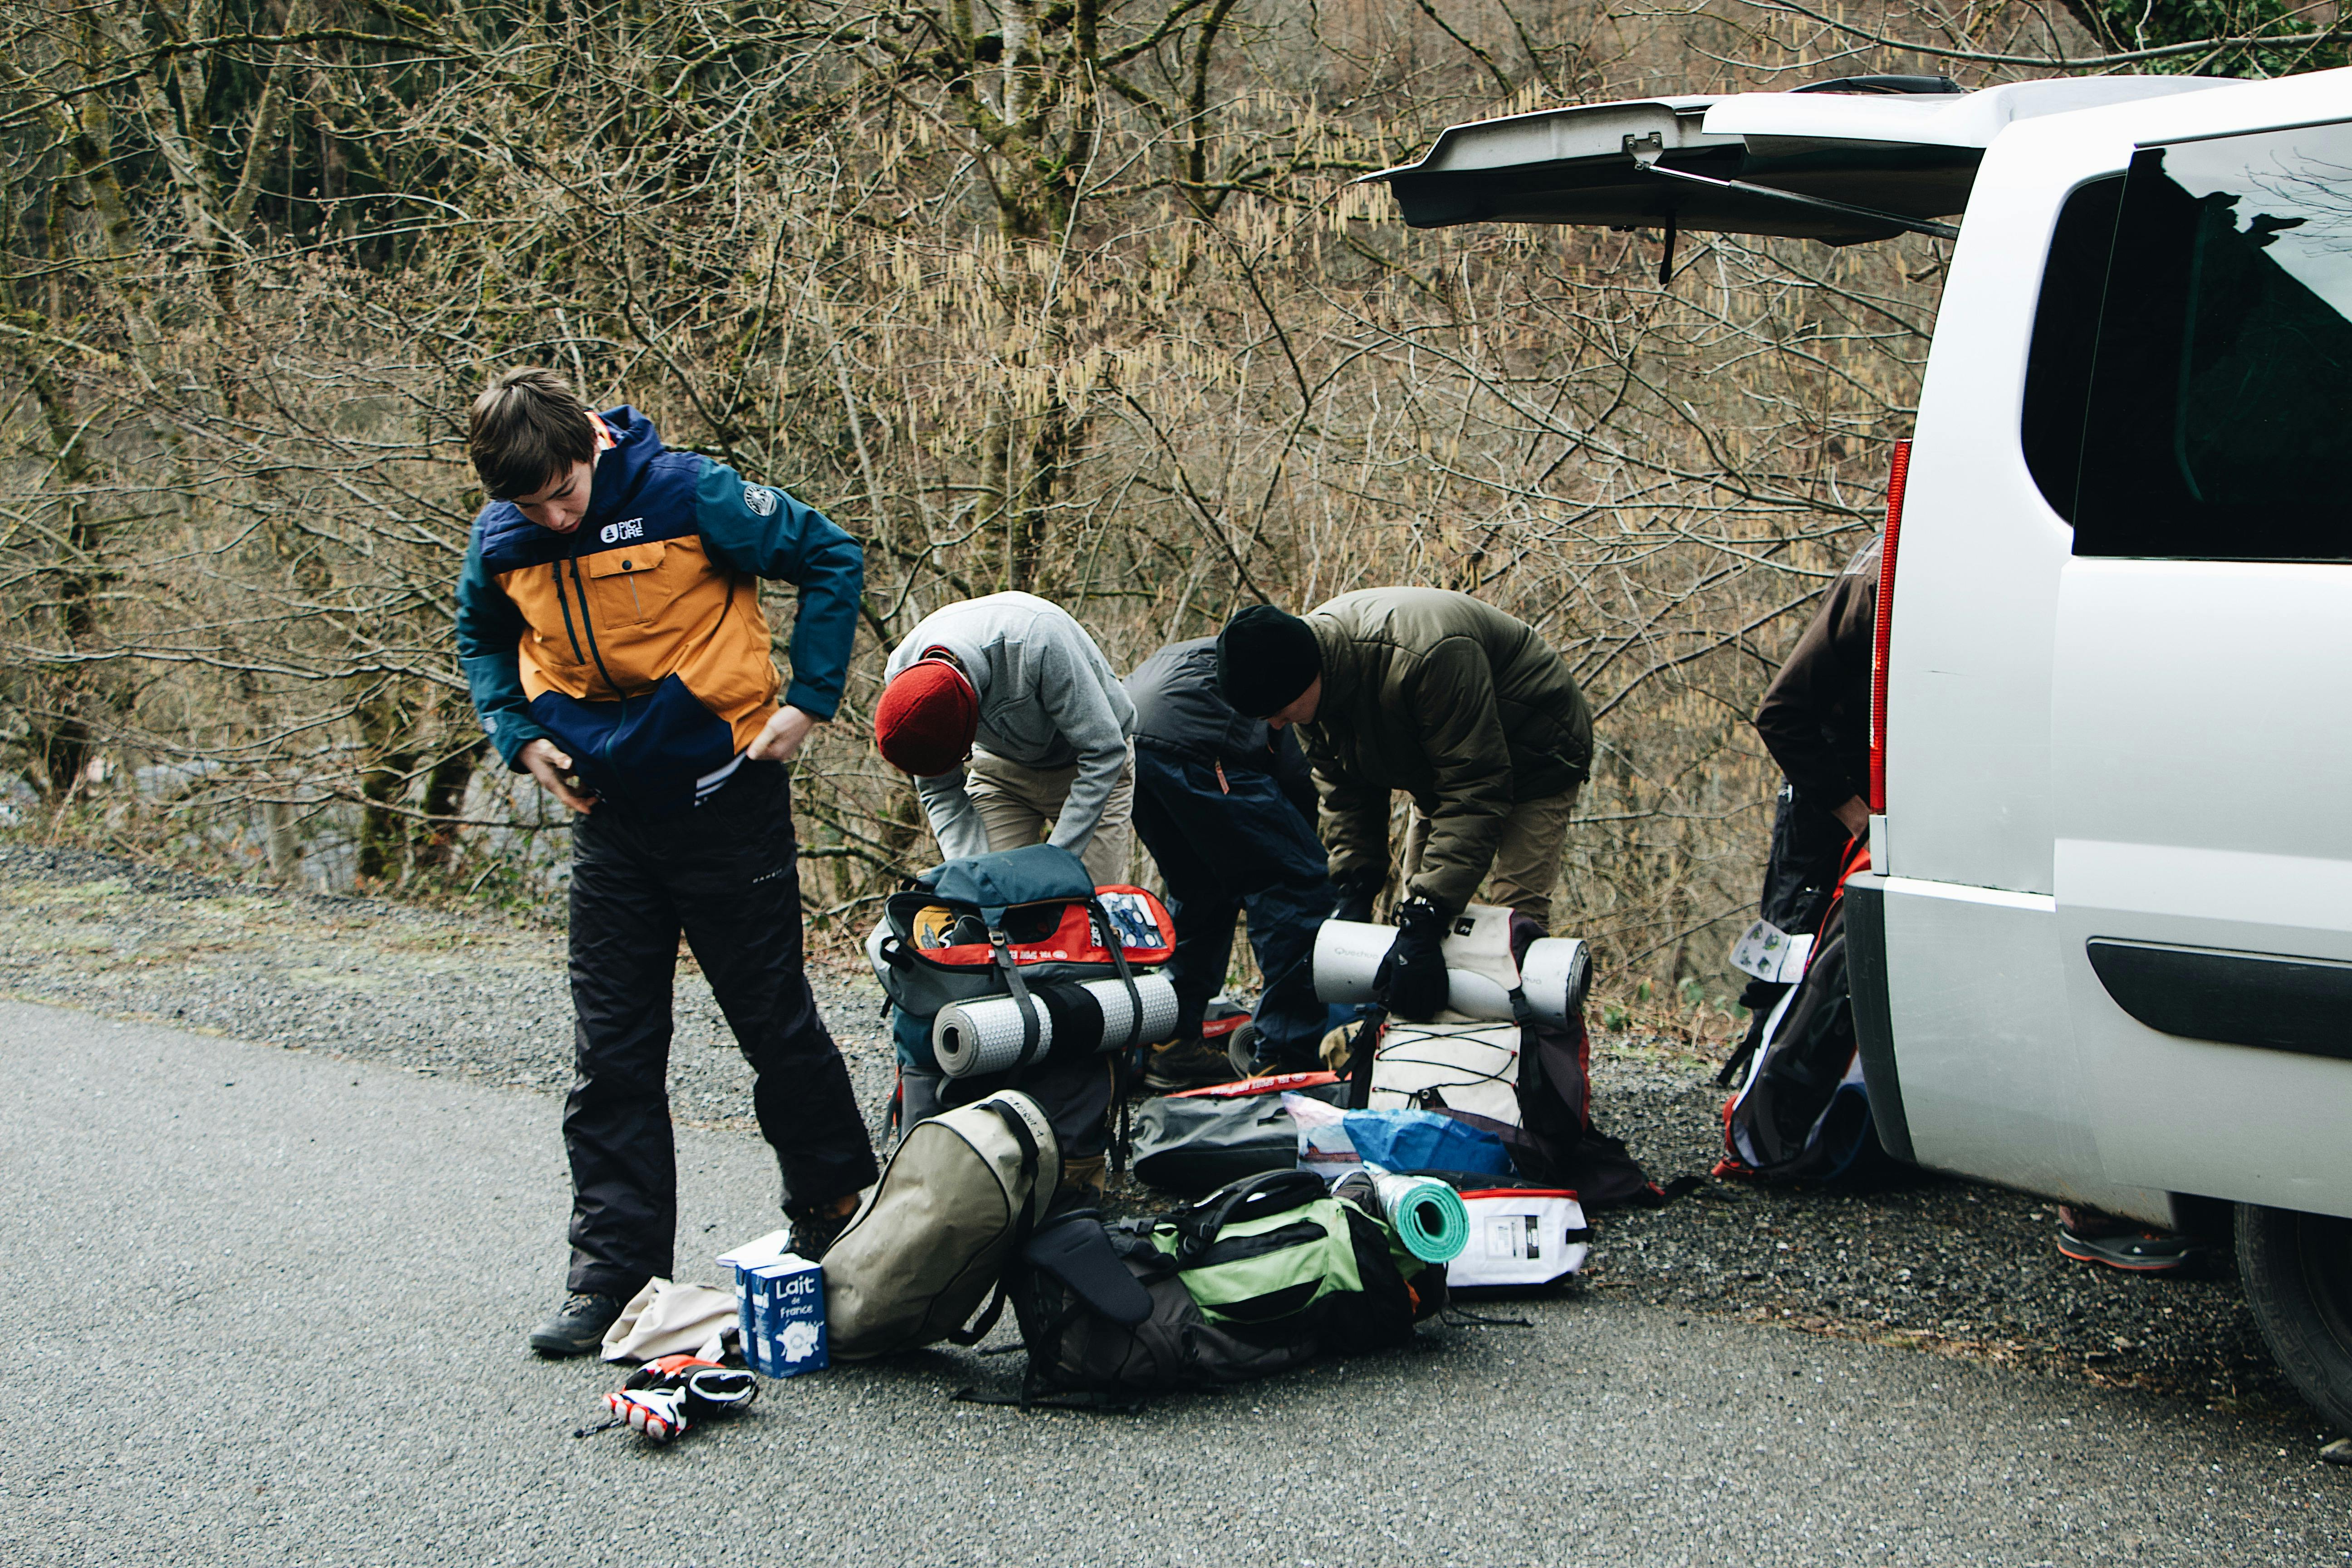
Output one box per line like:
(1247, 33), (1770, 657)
(471, 406), (668, 571)
(898, 627), (994, 703)
(582, 406), (663, 527)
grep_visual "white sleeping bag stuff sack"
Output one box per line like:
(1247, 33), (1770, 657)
(1368, 1019), (1522, 1126)
(1446, 1188), (1591, 1289)
(823, 1090), (1059, 1359)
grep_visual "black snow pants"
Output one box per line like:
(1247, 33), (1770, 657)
(563, 760), (877, 1298)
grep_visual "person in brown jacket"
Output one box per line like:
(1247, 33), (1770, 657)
(1752, 536), (1879, 850)
(1749, 534), (2189, 1273)
(1216, 588), (1592, 1021)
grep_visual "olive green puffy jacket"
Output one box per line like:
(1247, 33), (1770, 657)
(1297, 588), (1592, 912)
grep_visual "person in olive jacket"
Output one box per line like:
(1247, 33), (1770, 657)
(1215, 588), (1593, 1021)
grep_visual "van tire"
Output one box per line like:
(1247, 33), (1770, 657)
(2235, 1203), (2352, 1433)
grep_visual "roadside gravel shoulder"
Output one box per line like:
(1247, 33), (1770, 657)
(0, 843), (2316, 1431)
(0, 845), (903, 1138)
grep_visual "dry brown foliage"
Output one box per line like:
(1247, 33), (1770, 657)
(1, 0), (2232, 994)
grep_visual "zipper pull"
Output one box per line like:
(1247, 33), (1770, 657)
(1214, 759), (1230, 794)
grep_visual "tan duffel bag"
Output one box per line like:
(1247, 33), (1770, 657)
(823, 1090), (1059, 1359)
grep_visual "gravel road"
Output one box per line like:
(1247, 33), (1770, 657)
(0, 844), (2314, 1434)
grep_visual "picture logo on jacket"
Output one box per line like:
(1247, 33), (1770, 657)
(743, 485), (779, 517)
(599, 518), (645, 544)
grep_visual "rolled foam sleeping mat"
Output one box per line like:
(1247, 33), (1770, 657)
(933, 972), (1182, 1078)
(1369, 1170), (1470, 1264)
(1311, 920), (1592, 1023)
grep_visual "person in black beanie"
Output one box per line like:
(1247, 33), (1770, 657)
(1124, 637), (1341, 1084)
(1216, 590), (1592, 1021)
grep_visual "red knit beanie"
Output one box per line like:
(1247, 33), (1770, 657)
(874, 657), (979, 777)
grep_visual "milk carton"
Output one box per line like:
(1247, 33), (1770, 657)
(718, 1230), (828, 1378)
(717, 1228), (796, 1282)
(738, 1256), (828, 1377)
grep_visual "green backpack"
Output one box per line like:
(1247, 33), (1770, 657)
(1152, 1171), (1376, 1328)
(989, 1170), (1445, 1406)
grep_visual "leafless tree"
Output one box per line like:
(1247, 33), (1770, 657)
(1, 0), (2317, 993)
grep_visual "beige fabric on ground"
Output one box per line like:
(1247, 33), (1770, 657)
(599, 1277), (739, 1364)
(964, 742), (1136, 885)
(1401, 784), (1580, 929)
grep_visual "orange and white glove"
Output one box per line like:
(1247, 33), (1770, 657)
(604, 1387), (691, 1444)
(626, 1354), (760, 1420)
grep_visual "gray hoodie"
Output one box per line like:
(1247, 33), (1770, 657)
(884, 593), (1136, 861)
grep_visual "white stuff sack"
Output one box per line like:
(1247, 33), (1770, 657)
(1367, 1019), (1522, 1127)
(1447, 1189), (1591, 1289)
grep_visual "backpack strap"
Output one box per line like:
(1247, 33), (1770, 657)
(946, 1097), (1048, 1348)
(986, 926), (1047, 1074)
(1089, 895), (1147, 1046)
(1170, 1168), (1328, 1267)
(1087, 891), (1149, 1176)
(1343, 1008), (1386, 1110)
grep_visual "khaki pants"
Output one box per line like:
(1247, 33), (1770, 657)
(965, 745), (1136, 886)
(1401, 784), (1580, 929)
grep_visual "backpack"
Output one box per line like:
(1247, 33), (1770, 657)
(1363, 1018), (1522, 1125)
(1717, 839), (1897, 1185)
(823, 1090), (1060, 1359)
(869, 844), (1176, 1170)
(993, 1169), (1443, 1404)
(1723, 783), (1853, 1083)
(865, 844), (1174, 1052)
(1331, 911), (1677, 1211)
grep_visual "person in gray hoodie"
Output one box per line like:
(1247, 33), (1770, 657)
(876, 592), (1137, 885)
(874, 592), (1137, 1193)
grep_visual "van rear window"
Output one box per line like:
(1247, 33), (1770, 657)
(2031, 121), (2352, 560)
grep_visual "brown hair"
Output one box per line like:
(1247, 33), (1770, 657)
(466, 367), (597, 500)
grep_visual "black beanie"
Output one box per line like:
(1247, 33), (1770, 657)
(1217, 604), (1321, 717)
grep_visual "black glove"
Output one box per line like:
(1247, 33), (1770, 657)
(1331, 873), (1382, 926)
(1373, 897), (1450, 1020)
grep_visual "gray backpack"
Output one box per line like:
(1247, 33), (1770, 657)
(824, 1090), (1060, 1359)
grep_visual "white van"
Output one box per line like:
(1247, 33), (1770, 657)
(1369, 69), (2352, 1429)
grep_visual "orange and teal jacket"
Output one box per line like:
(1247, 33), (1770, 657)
(453, 407), (862, 815)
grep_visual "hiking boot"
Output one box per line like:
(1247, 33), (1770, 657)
(1144, 1036), (1243, 1091)
(785, 1196), (860, 1261)
(1059, 1153), (1107, 1202)
(528, 1291), (625, 1357)
(2056, 1207), (2193, 1274)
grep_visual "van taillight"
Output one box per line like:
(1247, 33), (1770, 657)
(1867, 438), (1912, 815)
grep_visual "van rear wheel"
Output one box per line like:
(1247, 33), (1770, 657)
(2235, 1203), (2352, 1432)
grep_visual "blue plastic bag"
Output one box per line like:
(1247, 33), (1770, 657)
(1339, 1108), (1512, 1176)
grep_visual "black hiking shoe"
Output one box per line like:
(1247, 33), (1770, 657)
(2056, 1210), (2193, 1274)
(785, 1200), (858, 1262)
(1144, 1036), (1244, 1091)
(527, 1291), (625, 1357)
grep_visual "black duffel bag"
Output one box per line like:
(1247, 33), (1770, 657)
(1130, 1073), (1348, 1196)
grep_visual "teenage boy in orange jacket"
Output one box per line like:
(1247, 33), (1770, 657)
(455, 368), (878, 1355)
